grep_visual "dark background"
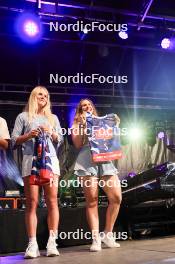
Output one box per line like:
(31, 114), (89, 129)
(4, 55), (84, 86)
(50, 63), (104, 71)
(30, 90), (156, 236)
(0, 0), (175, 131)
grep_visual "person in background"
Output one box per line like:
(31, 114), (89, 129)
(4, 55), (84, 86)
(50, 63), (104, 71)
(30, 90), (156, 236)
(12, 86), (63, 258)
(0, 116), (10, 150)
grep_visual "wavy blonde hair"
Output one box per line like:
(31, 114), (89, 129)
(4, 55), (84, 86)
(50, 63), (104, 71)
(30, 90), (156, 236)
(73, 98), (98, 124)
(24, 86), (55, 126)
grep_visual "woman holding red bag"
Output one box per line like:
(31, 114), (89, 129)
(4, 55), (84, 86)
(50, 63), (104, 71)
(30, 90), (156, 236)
(12, 86), (63, 258)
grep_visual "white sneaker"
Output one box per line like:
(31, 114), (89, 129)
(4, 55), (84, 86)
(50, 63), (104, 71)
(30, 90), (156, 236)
(24, 241), (40, 259)
(90, 237), (102, 252)
(46, 238), (60, 257)
(101, 232), (120, 248)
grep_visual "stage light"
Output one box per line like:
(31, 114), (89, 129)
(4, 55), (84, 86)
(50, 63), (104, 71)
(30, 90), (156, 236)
(24, 20), (39, 37)
(118, 31), (128, 40)
(83, 27), (88, 34)
(68, 107), (76, 128)
(15, 13), (42, 43)
(161, 38), (171, 49)
(128, 172), (136, 178)
(157, 131), (165, 139)
(128, 127), (143, 141)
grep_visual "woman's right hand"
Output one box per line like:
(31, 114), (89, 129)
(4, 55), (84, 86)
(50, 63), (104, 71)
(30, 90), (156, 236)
(27, 129), (39, 140)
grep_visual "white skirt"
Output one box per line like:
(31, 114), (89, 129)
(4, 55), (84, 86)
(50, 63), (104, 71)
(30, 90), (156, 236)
(22, 155), (60, 177)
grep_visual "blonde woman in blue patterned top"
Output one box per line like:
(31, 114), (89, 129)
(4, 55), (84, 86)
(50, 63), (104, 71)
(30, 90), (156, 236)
(12, 86), (63, 258)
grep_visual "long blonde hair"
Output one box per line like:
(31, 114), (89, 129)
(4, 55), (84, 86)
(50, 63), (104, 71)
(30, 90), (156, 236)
(24, 86), (55, 126)
(73, 98), (98, 124)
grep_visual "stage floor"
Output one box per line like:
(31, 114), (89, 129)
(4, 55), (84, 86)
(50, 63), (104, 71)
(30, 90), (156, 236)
(1, 236), (175, 264)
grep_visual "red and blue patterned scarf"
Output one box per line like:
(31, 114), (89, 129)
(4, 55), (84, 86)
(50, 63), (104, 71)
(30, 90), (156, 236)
(30, 129), (54, 185)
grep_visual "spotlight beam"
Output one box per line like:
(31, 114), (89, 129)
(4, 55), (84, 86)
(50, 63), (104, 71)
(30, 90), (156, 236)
(137, 0), (154, 31)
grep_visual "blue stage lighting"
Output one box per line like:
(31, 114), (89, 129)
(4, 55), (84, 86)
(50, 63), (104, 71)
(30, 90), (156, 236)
(15, 13), (42, 43)
(118, 31), (128, 40)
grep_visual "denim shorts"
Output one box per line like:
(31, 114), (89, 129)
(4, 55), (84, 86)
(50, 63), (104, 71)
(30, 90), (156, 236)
(74, 145), (118, 177)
